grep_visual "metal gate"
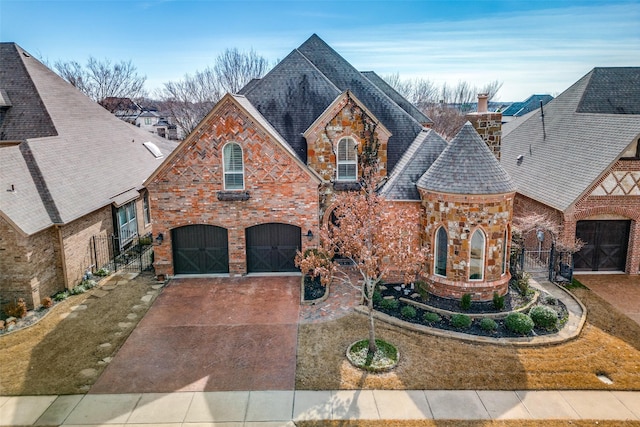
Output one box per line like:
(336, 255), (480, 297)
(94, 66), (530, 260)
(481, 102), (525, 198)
(514, 244), (573, 283)
(91, 233), (154, 273)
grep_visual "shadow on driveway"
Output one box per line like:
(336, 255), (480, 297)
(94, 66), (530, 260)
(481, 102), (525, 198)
(90, 276), (300, 393)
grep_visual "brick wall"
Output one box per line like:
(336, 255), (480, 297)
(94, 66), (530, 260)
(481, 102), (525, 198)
(59, 205), (114, 290)
(0, 217), (63, 309)
(148, 97), (320, 277)
(419, 189), (515, 300)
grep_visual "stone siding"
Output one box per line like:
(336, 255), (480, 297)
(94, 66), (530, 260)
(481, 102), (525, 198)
(148, 97), (320, 277)
(420, 190), (515, 300)
(465, 112), (502, 161)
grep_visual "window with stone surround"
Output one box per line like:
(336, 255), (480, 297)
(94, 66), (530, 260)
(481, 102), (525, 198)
(470, 229), (485, 280)
(435, 226), (447, 276)
(223, 142), (244, 190)
(337, 137), (357, 181)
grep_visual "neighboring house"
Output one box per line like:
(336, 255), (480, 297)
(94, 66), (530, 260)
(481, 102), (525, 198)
(148, 35), (516, 301)
(0, 43), (177, 309)
(502, 67), (640, 274)
(135, 110), (178, 140)
(501, 94), (554, 123)
(100, 97), (142, 124)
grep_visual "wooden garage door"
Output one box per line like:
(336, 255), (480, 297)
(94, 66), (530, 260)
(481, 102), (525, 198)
(574, 220), (630, 271)
(172, 225), (229, 274)
(246, 223), (301, 273)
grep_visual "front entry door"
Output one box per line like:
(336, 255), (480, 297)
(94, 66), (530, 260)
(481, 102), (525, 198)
(574, 220), (630, 271)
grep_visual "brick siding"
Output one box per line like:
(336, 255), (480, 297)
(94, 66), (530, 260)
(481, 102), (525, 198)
(148, 97), (320, 277)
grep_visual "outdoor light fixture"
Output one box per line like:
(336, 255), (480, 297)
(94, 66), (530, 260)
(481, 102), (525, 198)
(306, 230), (313, 241)
(156, 233), (164, 245)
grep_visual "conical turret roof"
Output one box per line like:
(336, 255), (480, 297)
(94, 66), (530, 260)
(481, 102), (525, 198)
(417, 122), (516, 194)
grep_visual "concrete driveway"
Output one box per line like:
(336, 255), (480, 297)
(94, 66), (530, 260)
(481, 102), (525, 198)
(91, 276), (300, 393)
(574, 274), (640, 326)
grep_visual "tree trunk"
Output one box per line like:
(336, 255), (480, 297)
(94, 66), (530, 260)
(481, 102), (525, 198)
(366, 280), (378, 354)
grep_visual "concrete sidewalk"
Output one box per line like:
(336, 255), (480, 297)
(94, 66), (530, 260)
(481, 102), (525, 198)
(2, 390), (639, 425)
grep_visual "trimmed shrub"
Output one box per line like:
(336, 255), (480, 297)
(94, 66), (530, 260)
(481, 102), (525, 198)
(380, 298), (399, 310)
(492, 292), (505, 310)
(4, 298), (27, 319)
(415, 280), (430, 301)
(460, 293), (472, 311)
(514, 272), (531, 296)
(372, 290), (383, 304)
(450, 313), (472, 329)
(505, 312), (534, 335)
(54, 291), (69, 302)
(41, 297), (53, 309)
(480, 317), (498, 331)
(545, 295), (558, 305)
(423, 312), (441, 324)
(529, 305), (558, 329)
(400, 305), (417, 319)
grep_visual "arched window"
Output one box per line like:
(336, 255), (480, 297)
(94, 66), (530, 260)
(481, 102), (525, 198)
(434, 226), (447, 277)
(223, 143), (244, 190)
(337, 137), (357, 181)
(469, 229), (485, 280)
(502, 229), (508, 275)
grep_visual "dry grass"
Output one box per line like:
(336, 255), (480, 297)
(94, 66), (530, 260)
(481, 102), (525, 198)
(296, 421), (640, 427)
(296, 287), (640, 390)
(0, 273), (157, 395)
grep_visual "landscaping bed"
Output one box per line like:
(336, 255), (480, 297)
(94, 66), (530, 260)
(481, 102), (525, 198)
(374, 283), (568, 338)
(303, 274), (327, 301)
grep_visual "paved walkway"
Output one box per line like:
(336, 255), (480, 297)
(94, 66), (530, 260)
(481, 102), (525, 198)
(2, 389), (639, 425)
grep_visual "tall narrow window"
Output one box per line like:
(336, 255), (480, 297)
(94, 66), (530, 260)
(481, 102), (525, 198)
(223, 143), (244, 190)
(469, 229), (485, 280)
(143, 192), (151, 225)
(337, 137), (357, 181)
(501, 229), (508, 275)
(435, 226), (447, 276)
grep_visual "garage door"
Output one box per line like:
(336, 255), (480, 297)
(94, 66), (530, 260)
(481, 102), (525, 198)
(172, 225), (229, 274)
(246, 223), (301, 273)
(574, 220), (630, 271)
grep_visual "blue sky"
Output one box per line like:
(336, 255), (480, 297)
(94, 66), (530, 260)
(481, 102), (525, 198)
(1, 0), (639, 101)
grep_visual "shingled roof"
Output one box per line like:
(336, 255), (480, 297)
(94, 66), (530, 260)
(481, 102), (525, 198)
(241, 34), (428, 172)
(379, 129), (447, 200)
(501, 67), (640, 212)
(417, 122), (516, 195)
(0, 43), (177, 235)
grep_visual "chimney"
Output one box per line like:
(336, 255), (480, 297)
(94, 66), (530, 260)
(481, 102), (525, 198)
(465, 93), (503, 161)
(477, 93), (489, 113)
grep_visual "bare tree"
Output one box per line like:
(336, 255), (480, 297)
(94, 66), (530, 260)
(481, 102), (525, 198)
(54, 57), (147, 108)
(157, 48), (270, 137)
(214, 48), (270, 94)
(424, 104), (468, 141)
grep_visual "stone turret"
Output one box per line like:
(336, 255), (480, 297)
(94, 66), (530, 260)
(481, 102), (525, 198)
(417, 123), (516, 301)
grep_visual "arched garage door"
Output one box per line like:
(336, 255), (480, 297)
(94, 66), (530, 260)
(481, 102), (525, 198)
(172, 225), (229, 274)
(246, 223), (301, 273)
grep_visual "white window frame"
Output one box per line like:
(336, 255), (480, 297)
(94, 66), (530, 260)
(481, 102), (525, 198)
(336, 137), (357, 181)
(434, 226), (447, 277)
(223, 142), (245, 190)
(117, 201), (138, 247)
(143, 192), (151, 226)
(469, 229), (485, 281)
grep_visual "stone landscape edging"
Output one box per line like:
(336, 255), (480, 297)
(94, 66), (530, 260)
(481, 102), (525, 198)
(354, 281), (588, 347)
(399, 289), (540, 320)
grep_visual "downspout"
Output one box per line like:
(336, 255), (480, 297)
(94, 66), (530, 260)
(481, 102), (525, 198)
(55, 225), (70, 290)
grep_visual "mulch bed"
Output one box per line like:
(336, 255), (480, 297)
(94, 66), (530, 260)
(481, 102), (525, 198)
(304, 275), (327, 301)
(375, 283), (568, 338)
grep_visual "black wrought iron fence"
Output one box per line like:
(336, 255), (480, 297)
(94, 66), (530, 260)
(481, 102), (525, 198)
(511, 243), (573, 283)
(90, 233), (154, 274)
